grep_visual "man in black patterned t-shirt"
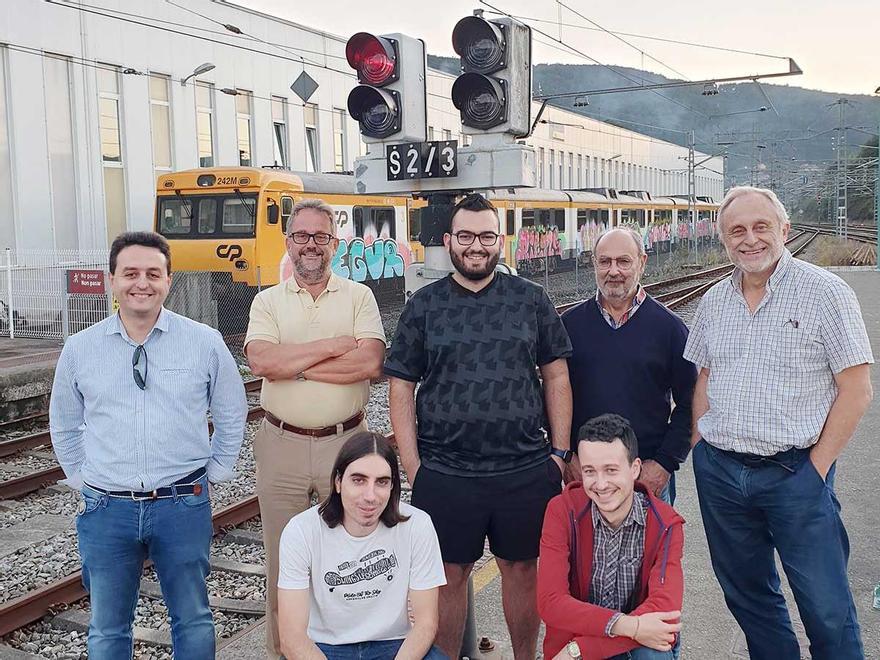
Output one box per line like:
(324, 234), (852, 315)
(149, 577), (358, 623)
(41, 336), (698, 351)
(385, 194), (573, 660)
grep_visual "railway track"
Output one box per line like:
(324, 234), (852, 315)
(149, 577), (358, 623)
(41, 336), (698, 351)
(0, 231), (822, 645)
(793, 224), (877, 245)
(0, 495), (262, 638)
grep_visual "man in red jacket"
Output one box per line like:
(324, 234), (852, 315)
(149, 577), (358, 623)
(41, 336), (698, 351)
(538, 414), (684, 660)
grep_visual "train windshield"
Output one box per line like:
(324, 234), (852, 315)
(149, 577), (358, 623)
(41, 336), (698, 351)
(156, 193), (258, 239)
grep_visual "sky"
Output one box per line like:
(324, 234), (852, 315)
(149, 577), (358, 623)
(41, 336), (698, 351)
(237, 0), (880, 97)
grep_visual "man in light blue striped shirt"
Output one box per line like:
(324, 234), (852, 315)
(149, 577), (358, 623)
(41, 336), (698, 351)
(50, 231), (247, 660)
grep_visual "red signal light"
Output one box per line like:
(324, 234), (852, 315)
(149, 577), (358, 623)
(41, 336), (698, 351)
(346, 32), (397, 86)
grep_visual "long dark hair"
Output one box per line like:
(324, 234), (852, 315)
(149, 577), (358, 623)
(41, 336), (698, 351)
(319, 431), (410, 528)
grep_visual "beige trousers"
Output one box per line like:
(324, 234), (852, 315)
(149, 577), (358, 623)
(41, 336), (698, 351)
(253, 417), (368, 659)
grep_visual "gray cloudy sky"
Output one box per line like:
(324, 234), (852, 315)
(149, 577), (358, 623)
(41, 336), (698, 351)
(237, 0), (879, 97)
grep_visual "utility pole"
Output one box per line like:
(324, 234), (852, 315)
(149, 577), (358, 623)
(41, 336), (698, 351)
(688, 130), (697, 261)
(830, 99), (853, 239)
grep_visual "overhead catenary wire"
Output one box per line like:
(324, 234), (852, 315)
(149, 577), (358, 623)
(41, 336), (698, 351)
(555, 1), (690, 82)
(2, 42), (351, 120)
(482, 10), (791, 61)
(45, 0), (358, 79)
(530, 35), (710, 119)
(63, 0), (353, 63)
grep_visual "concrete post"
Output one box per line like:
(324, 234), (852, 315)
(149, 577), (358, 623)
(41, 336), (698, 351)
(5, 248), (13, 339)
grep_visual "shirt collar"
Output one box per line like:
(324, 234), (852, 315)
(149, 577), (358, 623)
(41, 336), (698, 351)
(730, 247), (793, 294)
(285, 272), (341, 294)
(105, 307), (170, 341)
(591, 491), (647, 531)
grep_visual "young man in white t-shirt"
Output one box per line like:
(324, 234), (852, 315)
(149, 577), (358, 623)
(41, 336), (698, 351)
(278, 431), (447, 660)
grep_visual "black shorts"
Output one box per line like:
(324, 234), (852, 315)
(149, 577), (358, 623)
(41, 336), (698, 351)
(411, 459), (562, 564)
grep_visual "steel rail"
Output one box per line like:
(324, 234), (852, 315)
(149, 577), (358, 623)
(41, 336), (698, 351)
(0, 495), (261, 636)
(0, 405), (267, 499)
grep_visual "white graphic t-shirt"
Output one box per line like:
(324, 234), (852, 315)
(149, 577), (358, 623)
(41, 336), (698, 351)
(278, 502), (446, 645)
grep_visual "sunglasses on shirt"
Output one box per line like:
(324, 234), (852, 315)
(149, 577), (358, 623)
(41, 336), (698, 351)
(132, 344), (148, 390)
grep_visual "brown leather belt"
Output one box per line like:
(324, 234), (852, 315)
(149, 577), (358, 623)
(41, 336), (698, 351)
(264, 410), (364, 438)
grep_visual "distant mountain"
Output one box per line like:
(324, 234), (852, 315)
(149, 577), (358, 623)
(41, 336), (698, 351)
(428, 55), (880, 187)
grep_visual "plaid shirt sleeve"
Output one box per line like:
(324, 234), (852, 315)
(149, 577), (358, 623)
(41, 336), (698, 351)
(683, 295), (710, 369)
(819, 280), (874, 373)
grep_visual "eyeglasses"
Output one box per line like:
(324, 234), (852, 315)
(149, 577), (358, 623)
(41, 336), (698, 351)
(594, 256), (636, 272)
(132, 344), (148, 391)
(289, 231), (333, 245)
(452, 231), (500, 246)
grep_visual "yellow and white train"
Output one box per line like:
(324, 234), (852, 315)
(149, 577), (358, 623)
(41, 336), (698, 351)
(154, 166), (718, 331)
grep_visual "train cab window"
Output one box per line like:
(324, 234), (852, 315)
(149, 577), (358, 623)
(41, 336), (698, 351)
(221, 197), (256, 234)
(197, 199), (216, 234)
(521, 208), (535, 227)
(354, 206), (396, 240)
(158, 199), (193, 235)
(506, 209), (515, 235)
(280, 196), (294, 234)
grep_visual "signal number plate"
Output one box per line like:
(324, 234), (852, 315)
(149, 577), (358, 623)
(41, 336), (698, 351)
(386, 141), (457, 181)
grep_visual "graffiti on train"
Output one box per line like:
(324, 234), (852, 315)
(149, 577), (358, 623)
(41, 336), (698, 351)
(677, 218), (716, 240)
(331, 238), (411, 282)
(515, 226), (565, 261)
(279, 237), (412, 283)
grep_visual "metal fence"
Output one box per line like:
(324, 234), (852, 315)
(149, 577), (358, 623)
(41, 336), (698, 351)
(1, 248), (111, 340)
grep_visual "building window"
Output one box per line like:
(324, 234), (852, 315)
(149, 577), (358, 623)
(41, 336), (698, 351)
(149, 74), (172, 180)
(549, 150), (555, 188)
(44, 55), (78, 250)
(442, 129), (452, 141)
(235, 90), (253, 166)
(538, 147), (544, 188)
(98, 65), (126, 242)
(568, 153), (573, 189)
(427, 126), (434, 141)
(332, 108), (346, 172)
(577, 154), (582, 189)
(304, 102), (319, 173)
(195, 83), (215, 167)
(0, 47), (14, 248)
(272, 96), (288, 167)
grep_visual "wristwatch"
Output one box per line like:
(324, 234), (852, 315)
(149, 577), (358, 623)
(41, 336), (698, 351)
(551, 447), (573, 463)
(566, 641), (582, 659)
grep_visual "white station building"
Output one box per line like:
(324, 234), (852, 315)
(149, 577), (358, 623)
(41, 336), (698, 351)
(0, 0), (724, 252)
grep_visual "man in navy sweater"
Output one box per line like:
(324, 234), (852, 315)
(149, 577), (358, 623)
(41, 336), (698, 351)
(562, 227), (696, 503)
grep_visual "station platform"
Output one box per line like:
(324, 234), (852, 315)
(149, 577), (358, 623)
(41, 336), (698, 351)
(0, 337), (61, 423)
(205, 268), (880, 659)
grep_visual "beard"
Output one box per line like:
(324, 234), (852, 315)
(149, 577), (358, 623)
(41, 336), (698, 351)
(598, 277), (638, 302)
(293, 250), (328, 284)
(450, 247), (500, 281)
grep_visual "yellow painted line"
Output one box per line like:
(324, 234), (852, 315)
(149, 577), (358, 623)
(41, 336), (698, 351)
(472, 558), (499, 594)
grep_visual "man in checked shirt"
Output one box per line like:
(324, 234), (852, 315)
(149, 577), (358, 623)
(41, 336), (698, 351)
(685, 186), (873, 660)
(538, 414), (684, 660)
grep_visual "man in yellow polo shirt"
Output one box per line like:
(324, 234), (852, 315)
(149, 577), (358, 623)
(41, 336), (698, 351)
(244, 198), (386, 659)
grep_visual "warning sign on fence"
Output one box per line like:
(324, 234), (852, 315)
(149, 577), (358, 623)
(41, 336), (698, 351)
(66, 269), (107, 294)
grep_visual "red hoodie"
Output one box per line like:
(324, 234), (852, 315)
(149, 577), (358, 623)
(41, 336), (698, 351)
(537, 481), (685, 660)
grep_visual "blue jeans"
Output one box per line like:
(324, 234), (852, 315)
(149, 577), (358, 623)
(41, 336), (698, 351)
(657, 472), (676, 505)
(610, 647), (675, 660)
(692, 441), (863, 660)
(76, 475), (214, 660)
(316, 639), (447, 660)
